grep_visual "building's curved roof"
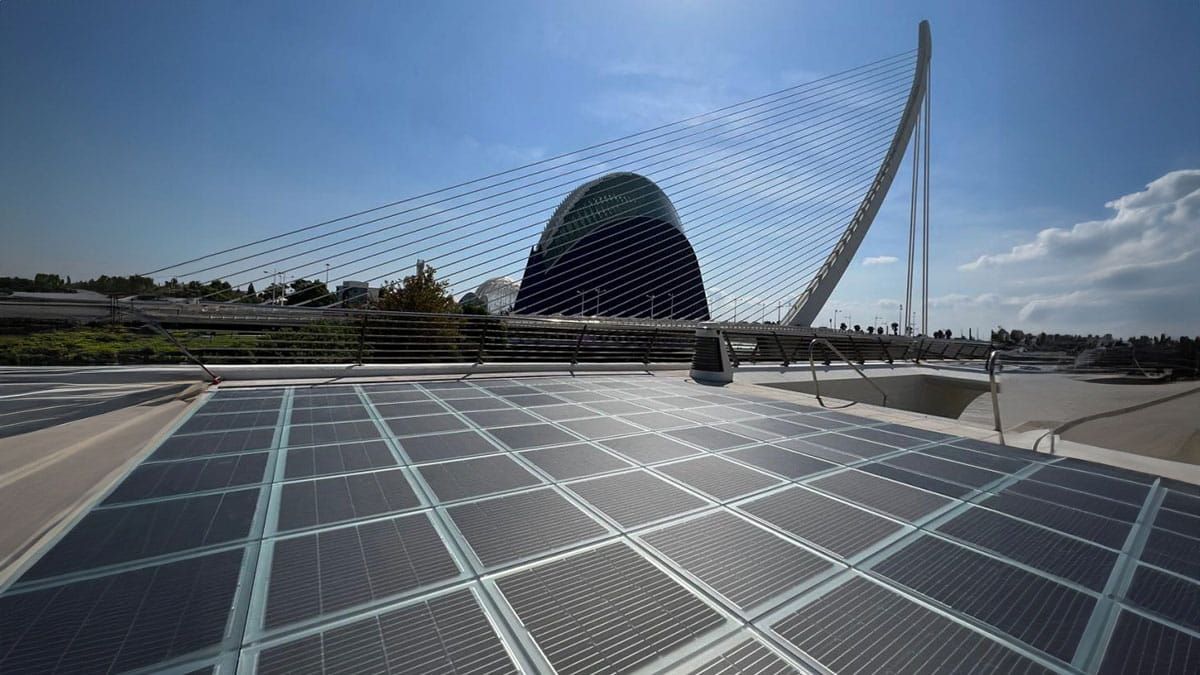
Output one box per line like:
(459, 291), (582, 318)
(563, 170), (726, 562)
(536, 172), (682, 267)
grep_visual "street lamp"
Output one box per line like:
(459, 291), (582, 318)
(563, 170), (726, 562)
(667, 292), (675, 319)
(646, 293), (656, 319)
(596, 288), (606, 316)
(833, 309), (840, 329)
(577, 290), (586, 315)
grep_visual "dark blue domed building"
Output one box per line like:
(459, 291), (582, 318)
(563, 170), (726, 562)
(513, 172), (710, 319)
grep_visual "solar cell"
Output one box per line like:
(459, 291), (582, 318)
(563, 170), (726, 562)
(1054, 457), (1157, 484)
(692, 639), (798, 675)
(103, 451), (269, 504)
(264, 512), (458, 629)
(937, 506), (1118, 590)
(398, 430), (499, 463)
(374, 400), (448, 418)
(495, 542), (724, 674)
(446, 487), (608, 567)
(726, 444), (838, 479)
(656, 455), (782, 501)
(811, 470), (951, 521)
(740, 486), (904, 558)
(418, 454), (542, 502)
(1028, 464), (1150, 505)
(858, 462), (973, 498)
(1153, 506), (1200, 538)
(383, 413), (466, 437)
(733, 416), (820, 439)
(584, 399), (648, 415)
(289, 420), (383, 446)
(289, 404), (372, 425)
(178, 409), (279, 434)
(921, 443), (1030, 473)
(885, 451), (1004, 487)
(1098, 611), (1200, 675)
(557, 416), (642, 439)
(618, 410), (693, 430)
(642, 511), (832, 610)
(462, 408), (539, 427)
(665, 425), (754, 451)
(443, 396), (512, 411)
(290, 393), (363, 408)
(951, 436), (1049, 462)
(872, 535), (1095, 660)
(1003, 479), (1141, 522)
(1162, 489), (1200, 517)
(875, 423), (955, 442)
(486, 422), (578, 450)
(566, 469), (709, 528)
(363, 389), (429, 404)
(801, 432), (896, 458)
(23, 488), (259, 580)
(504, 393), (566, 407)
(199, 396), (282, 414)
(283, 440), (397, 480)
(277, 469), (420, 531)
(673, 405), (759, 423)
(773, 436), (860, 464)
(0, 548), (245, 674)
(1125, 565), (1200, 631)
(599, 432), (702, 464)
(293, 385), (358, 397)
(257, 588), (518, 674)
(1140, 527), (1200, 580)
(151, 427), (275, 461)
(518, 443), (633, 480)
(980, 491), (1131, 549)
(772, 576), (1055, 675)
(533, 403), (598, 421)
(840, 427), (928, 448)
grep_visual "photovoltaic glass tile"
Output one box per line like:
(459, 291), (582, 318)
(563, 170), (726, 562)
(486, 423), (578, 450)
(446, 487), (607, 568)
(772, 577), (1054, 675)
(726, 444), (838, 479)
(23, 489), (259, 580)
(980, 491), (1131, 549)
(257, 588), (517, 675)
(283, 440), (397, 480)
(399, 430), (499, 463)
(383, 413), (466, 437)
(656, 455), (782, 501)
(364, 389), (429, 404)
(921, 443), (1030, 474)
(1125, 565), (1200, 631)
(642, 511), (832, 610)
(692, 639), (798, 675)
(531, 403), (596, 421)
(665, 426), (753, 451)
(584, 400), (648, 415)
(872, 535), (1095, 660)
(177, 409), (279, 435)
(839, 427), (928, 448)
(289, 404), (372, 425)
(951, 437), (1049, 463)
(103, 452), (269, 504)
(151, 427), (275, 461)
(519, 443), (633, 480)
(876, 423), (954, 443)
(277, 468), (419, 532)
(1003, 479), (1141, 522)
(0, 548), (245, 674)
(199, 396), (282, 414)
(1098, 611), (1200, 675)
(1163, 489), (1200, 517)
(1140, 527), (1200, 580)
(937, 506), (1117, 590)
(620, 410), (696, 430)
(566, 469), (708, 528)
(733, 416), (820, 440)
(375, 400), (447, 418)
(462, 408), (540, 428)
(773, 437), (859, 464)
(558, 416), (642, 440)
(811, 470), (951, 521)
(264, 512), (458, 629)
(1029, 464), (1151, 505)
(1055, 457), (1157, 485)
(444, 396), (513, 412)
(289, 421), (382, 447)
(740, 486), (903, 558)
(418, 454), (541, 502)
(799, 432), (894, 458)
(1154, 507), (1200, 538)
(290, 391), (368, 407)
(885, 451), (1004, 487)
(599, 433), (703, 464)
(495, 542), (724, 674)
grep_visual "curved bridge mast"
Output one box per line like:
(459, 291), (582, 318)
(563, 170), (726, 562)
(783, 20), (931, 327)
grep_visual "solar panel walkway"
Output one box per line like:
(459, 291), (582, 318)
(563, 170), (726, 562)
(2, 375), (1198, 674)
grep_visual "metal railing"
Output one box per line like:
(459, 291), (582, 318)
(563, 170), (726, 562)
(807, 337), (888, 409)
(986, 350), (1005, 445)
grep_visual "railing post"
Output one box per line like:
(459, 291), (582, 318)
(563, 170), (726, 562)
(773, 331), (789, 367)
(571, 324), (588, 366)
(356, 312), (368, 366)
(723, 332), (741, 368)
(690, 326), (733, 384)
(475, 320), (489, 365)
(643, 329), (658, 366)
(986, 350), (1006, 445)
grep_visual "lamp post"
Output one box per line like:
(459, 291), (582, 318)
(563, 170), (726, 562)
(577, 290), (585, 315)
(646, 294), (656, 319)
(667, 292), (675, 319)
(596, 288), (605, 316)
(833, 309), (840, 329)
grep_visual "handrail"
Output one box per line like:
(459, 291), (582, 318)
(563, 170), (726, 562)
(1033, 382), (1200, 455)
(807, 338), (888, 409)
(986, 349), (1005, 445)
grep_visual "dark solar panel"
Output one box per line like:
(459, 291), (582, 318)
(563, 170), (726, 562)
(876, 423), (955, 442)
(264, 512), (458, 629)
(656, 455), (781, 501)
(289, 393), (362, 408)
(495, 542), (724, 674)
(1098, 611), (1200, 675)
(151, 427), (275, 461)
(937, 506), (1118, 590)
(858, 462), (974, 498)
(1163, 489), (1200, 517)
(289, 404), (372, 425)
(599, 432), (703, 464)
(558, 416), (643, 440)
(566, 470), (708, 528)
(740, 486), (903, 558)
(375, 400), (448, 418)
(364, 389), (429, 404)
(773, 436), (860, 464)
(811, 470), (951, 521)
(1140, 527), (1200, 580)
(1028, 464), (1150, 505)
(23, 489), (259, 580)
(1003, 479), (1141, 522)
(486, 423), (578, 450)
(665, 426), (753, 451)
(772, 577), (1054, 675)
(951, 437), (1050, 462)
(921, 443), (1030, 473)
(293, 385), (358, 397)
(289, 420), (383, 446)
(462, 408), (540, 427)
(418, 454), (541, 502)
(726, 444), (838, 479)
(199, 396), (282, 414)
(1055, 457), (1157, 484)
(398, 430), (499, 463)
(283, 440), (397, 480)
(692, 639), (797, 675)
(383, 413), (466, 437)
(728, 417), (815, 439)
(642, 511), (832, 610)
(103, 451), (269, 504)
(980, 491), (1131, 549)
(257, 588), (517, 674)
(444, 396), (512, 411)
(277, 469), (420, 531)
(1154, 506), (1200, 538)
(872, 535), (1096, 660)
(801, 432), (895, 458)
(621, 410), (702, 430)
(840, 427), (928, 448)
(178, 409), (280, 434)
(504, 393), (567, 407)
(446, 488), (608, 568)
(533, 403), (597, 421)
(885, 451), (1004, 487)
(519, 443), (633, 480)
(585, 400), (649, 415)
(0, 548), (244, 674)
(1125, 565), (1200, 631)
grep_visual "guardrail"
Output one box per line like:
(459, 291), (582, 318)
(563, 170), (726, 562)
(986, 350), (1006, 445)
(807, 338), (888, 409)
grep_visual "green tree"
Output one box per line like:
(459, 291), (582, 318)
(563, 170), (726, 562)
(376, 262), (458, 314)
(286, 278), (335, 306)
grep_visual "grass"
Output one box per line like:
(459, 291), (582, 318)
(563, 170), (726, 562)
(0, 326), (258, 365)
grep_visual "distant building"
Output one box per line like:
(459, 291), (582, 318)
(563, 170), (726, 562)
(471, 277), (520, 314)
(513, 172), (709, 319)
(335, 280), (379, 306)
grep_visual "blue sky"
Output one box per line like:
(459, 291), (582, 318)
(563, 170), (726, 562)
(2, 1), (1198, 336)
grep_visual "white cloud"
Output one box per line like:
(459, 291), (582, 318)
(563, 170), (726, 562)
(863, 255), (898, 266)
